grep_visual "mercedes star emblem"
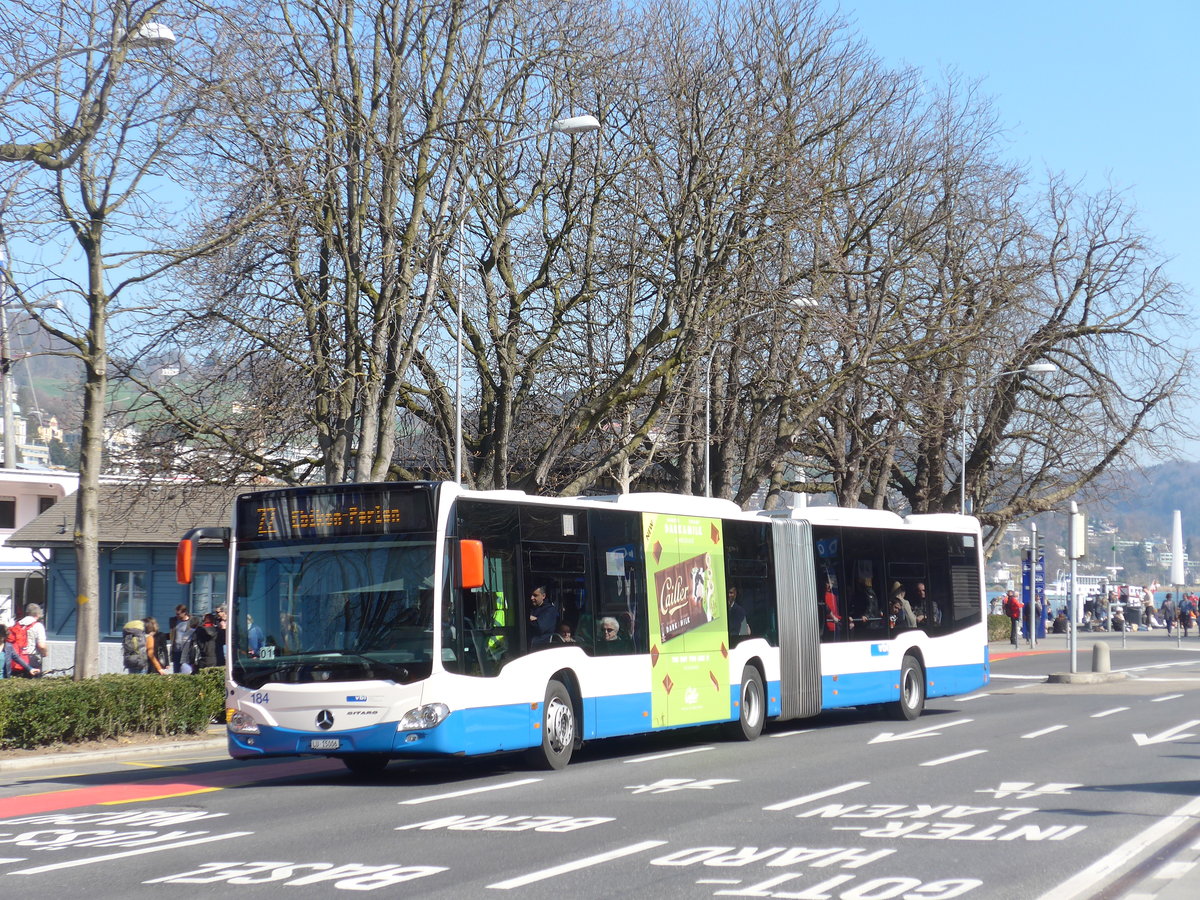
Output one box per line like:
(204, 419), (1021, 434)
(316, 709), (334, 730)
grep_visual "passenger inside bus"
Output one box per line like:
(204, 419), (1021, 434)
(912, 581), (937, 626)
(852, 573), (882, 625)
(888, 583), (918, 629)
(596, 616), (632, 653)
(821, 575), (842, 634)
(527, 585), (558, 647)
(727, 585), (750, 637)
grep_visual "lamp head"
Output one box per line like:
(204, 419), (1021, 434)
(125, 23), (176, 49)
(551, 115), (600, 136)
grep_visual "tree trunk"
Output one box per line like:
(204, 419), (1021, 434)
(73, 292), (106, 680)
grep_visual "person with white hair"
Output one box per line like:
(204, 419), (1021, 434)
(17, 602), (48, 672)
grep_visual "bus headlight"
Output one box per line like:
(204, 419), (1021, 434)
(398, 703), (449, 731)
(228, 710), (261, 735)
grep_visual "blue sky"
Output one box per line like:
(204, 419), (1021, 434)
(831, 0), (1199, 460)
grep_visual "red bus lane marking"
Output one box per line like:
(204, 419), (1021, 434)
(0, 758), (340, 818)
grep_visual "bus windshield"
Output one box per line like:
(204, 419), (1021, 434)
(230, 536), (440, 689)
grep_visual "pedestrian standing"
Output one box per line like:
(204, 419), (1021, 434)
(144, 617), (170, 675)
(169, 604), (194, 673)
(215, 606), (228, 665)
(193, 613), (222, 669)
(1161, 594), (1176, 636)
(1003, 590), (1022, 647)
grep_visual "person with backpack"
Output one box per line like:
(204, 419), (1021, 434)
(1003, 590), (1022, 647)
(2, 622), (39, 677)
(192, 613), (222, 669)
(122, 617), (148, 673)
(14, 603), (47, 672)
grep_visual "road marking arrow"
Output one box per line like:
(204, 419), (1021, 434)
(868, 718), (974, 744)
(1133, 720), (1200, 747)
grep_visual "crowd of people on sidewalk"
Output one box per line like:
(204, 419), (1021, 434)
(993, 585), (1200, 641)
(0, 600), (230, 679)
(1079, 588), (1200, 635)
(121, 604), (227, 675)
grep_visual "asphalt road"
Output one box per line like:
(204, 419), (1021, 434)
(3, 632), (1200, 899)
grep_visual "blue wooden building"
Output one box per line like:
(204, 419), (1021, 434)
(8, 483), (245, 673)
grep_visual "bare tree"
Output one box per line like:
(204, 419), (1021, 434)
(1, 1), (241, 677)
(0, 1), (178, 168)
(113, 0), (1190, 534)
(957, 177), (1190, 538)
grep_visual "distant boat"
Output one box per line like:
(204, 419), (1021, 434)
(1045, 571), (1108, 605)
(989, 566), (1014, 590)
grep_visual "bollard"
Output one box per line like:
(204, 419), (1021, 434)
(1091, 642), (1110, 674)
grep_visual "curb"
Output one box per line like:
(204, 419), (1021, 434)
(1045, 671), (1130, 684)
(0, 734), (227, 774)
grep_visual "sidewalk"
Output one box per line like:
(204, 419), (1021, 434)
(0, 725), (227, 774)
(995, 625), (1200, 657)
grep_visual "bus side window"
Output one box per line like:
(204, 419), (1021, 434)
(588, 509), (645, 656)
(813, 528), (845, 643)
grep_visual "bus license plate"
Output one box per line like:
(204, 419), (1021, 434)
(310, 739), (340, 750)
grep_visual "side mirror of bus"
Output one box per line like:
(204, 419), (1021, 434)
(176, 539), (196, 585)
(459, 539), (484, 590)
(177, 526), (231, 585)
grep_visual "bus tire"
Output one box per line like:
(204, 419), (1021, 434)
(893, 655), (925, 721)
(729, 666), (765, 741)
(527, 679), (575, 770)
(343, 754), (390, 777)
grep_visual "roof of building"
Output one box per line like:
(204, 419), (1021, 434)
(7, 483), (250, 548)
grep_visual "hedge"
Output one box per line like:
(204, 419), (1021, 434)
(0, 667), (226, 750)
(987, 613), (1012, 642)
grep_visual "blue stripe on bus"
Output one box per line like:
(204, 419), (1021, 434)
(821, 662), (988, 708)
(228, 702), (540, 760)
(925, 661), (989, 699)
(227, 662), (988, 760)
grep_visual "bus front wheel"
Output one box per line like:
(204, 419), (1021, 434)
(893, 655), (926, 721)
(527, 679), (576, 770)
(729, 666), (765, 741)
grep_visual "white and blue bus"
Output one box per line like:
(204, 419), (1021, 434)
(177, 482), (988, 774)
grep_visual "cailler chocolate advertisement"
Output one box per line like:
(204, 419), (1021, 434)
(643, 512), (729, 729)
(654, 550), (714, 642)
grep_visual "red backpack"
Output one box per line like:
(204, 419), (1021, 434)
(5, 620), (29, 652)
(5, 620), (38, 674)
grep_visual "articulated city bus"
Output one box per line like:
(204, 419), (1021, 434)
(177, 482), (988, 774)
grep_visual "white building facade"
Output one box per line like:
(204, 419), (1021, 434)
(0, 467), (79, 625)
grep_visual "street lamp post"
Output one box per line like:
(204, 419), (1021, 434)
(959, 361), (1058, 513)
(0, 247), (15, 468)
(453, 114), (600, 485)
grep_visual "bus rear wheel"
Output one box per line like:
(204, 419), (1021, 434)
(343, 754), (390, 777)
(527, 679), (576, 770)
(728, 666), (765, 741)
(893, 655), (925, 721)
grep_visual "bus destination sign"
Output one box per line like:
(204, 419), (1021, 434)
(235, 485), (434, 541)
